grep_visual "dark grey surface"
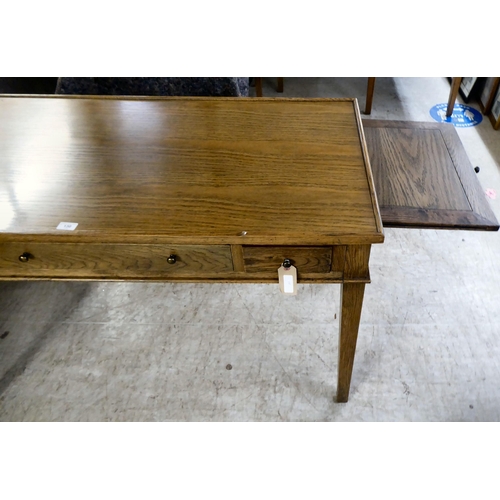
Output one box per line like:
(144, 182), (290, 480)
(55, 77), (249, 97)
(0, 77), (250, 97)
(0, 77), (58, 94)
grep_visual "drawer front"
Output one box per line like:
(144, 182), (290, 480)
(242, 246), (332, 273)
(0, 243), (233, 278)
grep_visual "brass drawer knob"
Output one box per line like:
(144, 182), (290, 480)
(167, 254), (177, 264)
(19, 252), (31, 263)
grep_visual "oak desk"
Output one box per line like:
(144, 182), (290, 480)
(0, 96), (384, 403)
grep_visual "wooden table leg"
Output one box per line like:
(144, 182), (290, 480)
(255, 77), (263, 97)
(277, 77), (284, 93)
(447, 77), (462, 117)
(337, 282), (366, 403)
(364, 77), (376, 115)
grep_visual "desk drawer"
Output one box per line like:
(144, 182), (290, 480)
(0, 243), (233, 279)
(242, 246), (332, 273)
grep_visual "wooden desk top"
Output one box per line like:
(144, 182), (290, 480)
(0, 96), (384, 246)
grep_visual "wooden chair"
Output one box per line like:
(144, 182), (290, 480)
(254, 77), (376, 114)
(254, 78), (283, 97)
(253, 77), (463, 117)
(367, 78), (463, 117)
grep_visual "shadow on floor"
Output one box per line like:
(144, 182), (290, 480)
(0, 282), (91, 399)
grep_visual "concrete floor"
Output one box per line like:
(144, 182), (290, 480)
(1, 77), (499, 421)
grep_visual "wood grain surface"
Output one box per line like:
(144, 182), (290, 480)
(243, 246), (332, 273)
(0, 241), (348, 283)
(366, 126), (470, 210)
(337, 282), (366, 403)
(0, 96), (383, 404)
(0, 97), (384, 246)
(0, 243), (233, 278)
(344, 245), (371, 281)
(363, 120), (499, 230)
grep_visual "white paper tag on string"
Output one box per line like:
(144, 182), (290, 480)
(278, 264), (297, 295)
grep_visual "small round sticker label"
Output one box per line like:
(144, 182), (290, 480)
(430, 103), (482, 127)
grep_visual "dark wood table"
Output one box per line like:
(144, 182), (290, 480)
(364, 120), (499, 231)
(0, 96), (384, 403)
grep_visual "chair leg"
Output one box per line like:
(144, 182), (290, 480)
(365, 77), (376, 115)
(255, 77), (263, 97)
(447, 77), (462, 117)
(277, 77), (284, 93)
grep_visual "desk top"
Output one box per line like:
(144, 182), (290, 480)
(0, 96), (384, 246)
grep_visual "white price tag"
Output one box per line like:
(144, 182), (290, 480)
(57, 222), (78, 231)
(283, 274), (294, 294)
(278, 264), (297, 296)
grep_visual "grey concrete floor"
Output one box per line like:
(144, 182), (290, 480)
(1, 77), (499, 421)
